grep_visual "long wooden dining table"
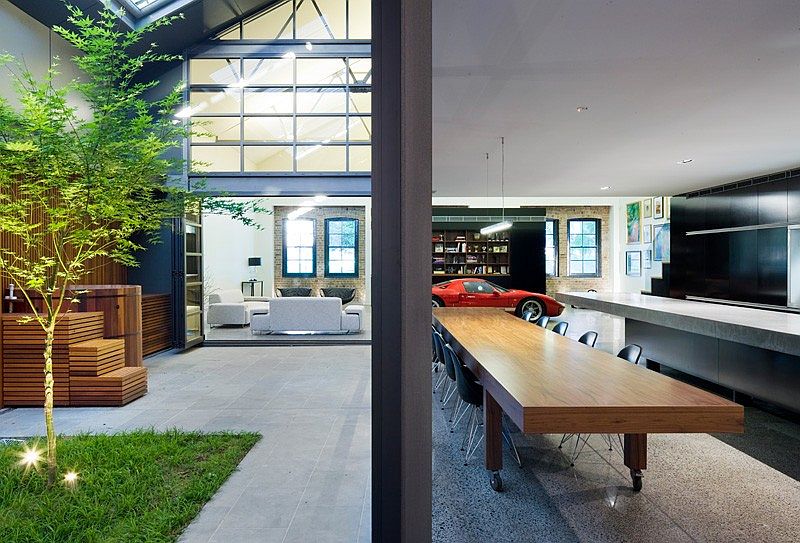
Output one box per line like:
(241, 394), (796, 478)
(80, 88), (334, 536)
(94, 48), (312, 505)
(432, 307), (744, 492)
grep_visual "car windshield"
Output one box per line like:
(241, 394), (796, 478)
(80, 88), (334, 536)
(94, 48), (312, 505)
(484, 281), (509, 293)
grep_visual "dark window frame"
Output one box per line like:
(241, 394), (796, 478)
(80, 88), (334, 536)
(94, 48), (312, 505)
(324, 217), (360, 277)
(545, 218), (559, 277)
(282, 218), (317, 277)
(567, 218), (601, 278)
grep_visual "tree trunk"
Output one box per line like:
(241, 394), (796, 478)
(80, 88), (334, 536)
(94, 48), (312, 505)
(43, 319), (57, 486)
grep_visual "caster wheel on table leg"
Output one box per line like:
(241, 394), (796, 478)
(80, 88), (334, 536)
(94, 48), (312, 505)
(630, 469), (643, 492)
(490, 471), (503, 492)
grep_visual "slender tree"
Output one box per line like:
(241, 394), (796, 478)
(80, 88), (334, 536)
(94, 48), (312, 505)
(0, 4), (261, 485)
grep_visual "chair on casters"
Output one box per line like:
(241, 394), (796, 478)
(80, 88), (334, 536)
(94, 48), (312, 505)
(562, 343), (644, 464)
(444, 344), (522, 468)
(533, 315), (550, 328)
(577, 331), (598, 347)
(551, 321), (568, 336)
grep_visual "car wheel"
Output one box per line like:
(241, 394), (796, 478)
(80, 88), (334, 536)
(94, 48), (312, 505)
(432, 296), (445, 308)
(517, 298), (544, 320)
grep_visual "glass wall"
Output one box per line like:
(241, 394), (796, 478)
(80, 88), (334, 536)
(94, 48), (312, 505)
(187, 0), (371, 175)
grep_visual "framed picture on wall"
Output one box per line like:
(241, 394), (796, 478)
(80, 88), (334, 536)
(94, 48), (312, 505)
(626, 201), (641, 243)
(642, 198), (653, 218)
(642, 224), (652, 243)
(653, 223), (671, 262)
(626, 251), (642, 276)
(653, 196), (664, 219)
(644, 250), (652, 269)
(665, 196), (671, 219)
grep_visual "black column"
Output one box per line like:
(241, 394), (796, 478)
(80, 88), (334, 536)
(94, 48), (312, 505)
(371, 0), (432, 542)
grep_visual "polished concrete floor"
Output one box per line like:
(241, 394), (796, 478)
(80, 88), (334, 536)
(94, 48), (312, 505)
(0, 346), (371, 543)
(204, 306), (371, 344)
(432, 307), (800, 542)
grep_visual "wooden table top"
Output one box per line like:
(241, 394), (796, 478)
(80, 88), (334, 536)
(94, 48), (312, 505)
(433, 308), (744, 434)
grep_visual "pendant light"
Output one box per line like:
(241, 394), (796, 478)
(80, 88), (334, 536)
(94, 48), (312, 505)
(480, 136), (512, 235)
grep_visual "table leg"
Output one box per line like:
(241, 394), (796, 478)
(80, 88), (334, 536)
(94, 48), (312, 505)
(623, 433), (647, 491)
(484, 389), (503, 491)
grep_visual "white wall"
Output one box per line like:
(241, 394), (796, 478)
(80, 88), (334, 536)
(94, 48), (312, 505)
(0, 0), (88, 117)
(203, 197), (373, 303)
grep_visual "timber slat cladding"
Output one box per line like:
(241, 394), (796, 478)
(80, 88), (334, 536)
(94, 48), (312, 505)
(69, 338), (125, 377)
(1, 312), (105, 406)
(70, 367), (147, 406)
(141, 294), (172, 357)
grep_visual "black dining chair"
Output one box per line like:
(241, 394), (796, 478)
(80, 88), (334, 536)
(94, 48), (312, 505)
(578, 331), (598, 347)
(551, 321), (568, 336)
(617, 344), (642, 365)
(444, 344), (522, 467)
(533, 315), (550, 328)
(432, 331), (451, 395)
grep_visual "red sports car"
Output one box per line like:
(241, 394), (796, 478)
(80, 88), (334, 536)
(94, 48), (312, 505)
(431, 278), (564, 321)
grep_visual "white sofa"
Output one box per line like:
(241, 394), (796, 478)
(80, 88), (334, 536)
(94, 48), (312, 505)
(251, 297), (363, 334)
(207, 289), (270, 326)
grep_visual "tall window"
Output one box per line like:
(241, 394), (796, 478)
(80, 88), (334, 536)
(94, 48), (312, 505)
(325, 218), (359, 277)
(187, 0), (371, 174)
(283, 219), (316, 276)
(545, 219), (558, 277)
(568, 219), (600, 277)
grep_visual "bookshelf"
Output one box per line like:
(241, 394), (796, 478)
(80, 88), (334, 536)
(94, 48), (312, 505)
(432, 229), (510, 278)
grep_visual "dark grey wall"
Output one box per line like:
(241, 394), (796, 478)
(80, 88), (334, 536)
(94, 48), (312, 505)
(671, 168), (800, 306)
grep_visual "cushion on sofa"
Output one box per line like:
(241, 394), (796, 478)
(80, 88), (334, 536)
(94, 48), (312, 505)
(208, 289), (245, 304)
(277, 287), (312, 297)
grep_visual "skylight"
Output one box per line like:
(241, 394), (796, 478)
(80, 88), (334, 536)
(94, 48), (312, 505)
(113, 0), (198, 28)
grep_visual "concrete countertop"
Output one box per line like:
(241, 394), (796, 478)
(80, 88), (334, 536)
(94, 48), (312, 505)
(555, 291), (800, 357)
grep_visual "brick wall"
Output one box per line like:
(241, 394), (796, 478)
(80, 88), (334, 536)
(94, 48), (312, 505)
(273, 206), (367, 302)
(545, 206), (612, 296)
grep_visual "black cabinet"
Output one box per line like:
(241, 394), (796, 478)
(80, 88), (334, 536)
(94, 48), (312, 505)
(789, 178), (800, 224)
(730, 184), (758, 228)
(757, 227), (787, 306)
(729, 230), (758, 304)
(758, 180), (788, 225)
(705, 233), (729, 299)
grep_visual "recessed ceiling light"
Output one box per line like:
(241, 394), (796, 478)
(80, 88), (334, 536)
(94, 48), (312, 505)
(576, 106), (589, 112)
(305, 42), (313, 51)
(677, 158), (693, 164)
(600, 186), (611, 191)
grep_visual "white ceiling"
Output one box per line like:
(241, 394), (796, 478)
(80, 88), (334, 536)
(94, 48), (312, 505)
(433, 0), (800, 197)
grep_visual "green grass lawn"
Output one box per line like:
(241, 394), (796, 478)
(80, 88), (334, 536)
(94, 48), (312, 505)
(0, 430), (260, 542)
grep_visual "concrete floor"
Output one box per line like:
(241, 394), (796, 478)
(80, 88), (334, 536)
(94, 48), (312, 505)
(0, 345), (371, 543)
(1, 307), (799, 542)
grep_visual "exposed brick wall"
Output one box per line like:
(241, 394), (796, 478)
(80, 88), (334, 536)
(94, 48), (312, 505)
(273, 206), (367, 303)
(545, 206), (612, 296)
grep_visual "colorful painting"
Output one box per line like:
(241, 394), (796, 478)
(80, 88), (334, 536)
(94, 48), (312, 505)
(642, 224), (652, 244)
(653, 223), (670, 262)
(626, 201), (641, 243)
(626, 251), (641, 277)
(653, 196), (664, 219)
(644, 250), (652, 269)
(642, 198), (653, 218)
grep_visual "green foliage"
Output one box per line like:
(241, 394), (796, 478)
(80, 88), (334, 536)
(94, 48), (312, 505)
(0, 431), (260, 542)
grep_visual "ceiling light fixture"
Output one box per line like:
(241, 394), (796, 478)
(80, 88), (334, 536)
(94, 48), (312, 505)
(282, 51), (296, 60)
(481, 136), (512, 236)
(576, 106), (589, 112)
(677, 158), (693, 164)
(600, 186), (611, 191)
(305, 42), (313, 51)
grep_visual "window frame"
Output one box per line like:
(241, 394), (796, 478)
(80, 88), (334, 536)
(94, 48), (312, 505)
(324, 217), (359, 278)
(545, 218), (559, 277)
(567, 218), (601, 278)
(282, 218), (317, 277)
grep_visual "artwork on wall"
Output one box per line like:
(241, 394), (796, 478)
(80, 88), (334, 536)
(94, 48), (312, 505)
(653, 223), (671, 262)
(644, 250), (652, 269)
(626, 201), (641, 243)
(626, 251), (642, 276)
(642, 224), (652, 243)
(653, 196), (664, 219)
(642, 198), (653, 218)
(665, 196), (671, 219)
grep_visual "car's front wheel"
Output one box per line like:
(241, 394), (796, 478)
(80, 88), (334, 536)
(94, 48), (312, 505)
(516, 297), (544, 320)
(432, 296), (445, 308)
